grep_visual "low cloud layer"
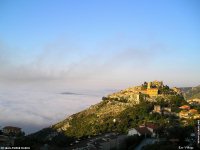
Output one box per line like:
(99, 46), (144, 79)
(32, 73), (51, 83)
(0, 82), (110, 134)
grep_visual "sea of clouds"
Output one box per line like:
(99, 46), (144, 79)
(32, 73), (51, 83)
(0, 81), (114, 134)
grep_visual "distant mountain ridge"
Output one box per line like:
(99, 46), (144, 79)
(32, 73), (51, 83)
(183, 85), (200, 99)
(179, 87), (192, 93)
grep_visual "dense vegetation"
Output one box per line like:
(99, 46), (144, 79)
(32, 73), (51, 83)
(54, 94), (186, 138)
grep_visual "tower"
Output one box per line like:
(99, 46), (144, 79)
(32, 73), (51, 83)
(147, 82), (152, 89)
(136, 94), (140, 101)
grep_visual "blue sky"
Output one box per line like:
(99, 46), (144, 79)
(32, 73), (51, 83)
(0, 0), (200, 87)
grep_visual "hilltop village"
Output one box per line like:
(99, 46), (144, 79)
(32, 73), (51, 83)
(4, 81), (200, 150)
(106, 80), (181, 104)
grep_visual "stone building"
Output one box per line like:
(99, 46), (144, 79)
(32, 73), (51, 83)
(152, 105), (171, 115)
(2, 126), (21, 136)
(145, 81), (163, 97)
(153, 105), (162, 113)
(147, 88), (159, 97)
(148, 81), (163, 89)
(152, 80), (163, 88)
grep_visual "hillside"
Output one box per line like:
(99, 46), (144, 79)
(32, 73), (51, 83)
(183, 85), (200, 99)
(15, 81), (187, 148)
(179, 87), (192, 93)
(52, 81), (184, 136)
